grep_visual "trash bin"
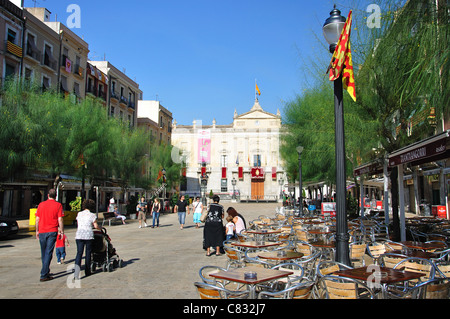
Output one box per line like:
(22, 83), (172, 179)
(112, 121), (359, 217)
(29, 208), (37, 226)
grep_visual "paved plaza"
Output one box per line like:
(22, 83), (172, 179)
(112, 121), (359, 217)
(0, 202), (280, 299)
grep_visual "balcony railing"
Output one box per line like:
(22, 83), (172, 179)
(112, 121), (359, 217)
(119, 95), (128, 105)
(110, 90), (119, 100)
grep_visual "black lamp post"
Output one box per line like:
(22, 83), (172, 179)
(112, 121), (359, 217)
(323, 6), (351, 266)
(231, 177), (237, 200)
(296, 146), (304, 216)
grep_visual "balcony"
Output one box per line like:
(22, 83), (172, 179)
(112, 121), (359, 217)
(43, 51), (57, 71)
(119, 95), (128, 106)
(110, 90), (119, 101)
(25, 41), (41, 62)
(74, 64), (84, 78)
(128, 101), (135, 110)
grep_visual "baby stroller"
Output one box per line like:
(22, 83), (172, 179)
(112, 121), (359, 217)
(91, 227), (123, 272)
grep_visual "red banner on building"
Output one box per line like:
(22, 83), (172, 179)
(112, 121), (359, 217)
(222, 167), (227, 179)
(238, 167), (243, 179)
(251, 167), (264, 180)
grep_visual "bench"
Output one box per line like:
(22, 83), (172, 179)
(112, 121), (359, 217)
(101, 212), (123, 226)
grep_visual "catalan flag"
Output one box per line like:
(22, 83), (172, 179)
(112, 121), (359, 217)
(328, 10), (356, 102)
(256, 83), (261, 96)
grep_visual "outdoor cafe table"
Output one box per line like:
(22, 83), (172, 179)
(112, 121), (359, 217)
(308, 227), (335, 241)
(332, 266), (425, 299)
(257, 251), (304, 263)
(231, 241), (283, 250)
(400, 241), (446, 251)
(388, 250), (437, 260)
(246, 229), (283, 241)
(210, 266), (294, 299)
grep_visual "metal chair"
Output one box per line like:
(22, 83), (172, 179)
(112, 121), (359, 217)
(366, 241), (387, 264)
(294, 250), (321, 280)
(379, 252), (408, 268)
(314, 261), (354, 299)
(349, 242), (367, 267)
(385, 240), (409, 253)
(270, 262), (305, 287)
(199, 265), (227, 285)
(384, 278), (450, 299)
(243, 248), (270, 264)
(223, 244), (245, 268)
(258, 280), (315, 299)
(318, 275), (376, 299)
(194, 281), (249, 299)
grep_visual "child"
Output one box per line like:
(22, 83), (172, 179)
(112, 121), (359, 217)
(225, 215), (235, 240)
(55, 233), (70, 264)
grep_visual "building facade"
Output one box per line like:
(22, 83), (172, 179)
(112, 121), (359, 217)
(24, 7), (89, 100)
(137, 100), (173, 145)
(89, 60), (142, 128)
(171, 98), (286, 201)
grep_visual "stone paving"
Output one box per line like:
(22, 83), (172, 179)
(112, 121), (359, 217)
(0, 202), (280, 299)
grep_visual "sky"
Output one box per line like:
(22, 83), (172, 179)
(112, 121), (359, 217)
(22, 0), (370, 125)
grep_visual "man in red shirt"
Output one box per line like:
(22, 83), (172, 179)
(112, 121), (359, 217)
(35, 189), (64, 282)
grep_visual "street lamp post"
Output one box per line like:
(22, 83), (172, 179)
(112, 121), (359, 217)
(231, 177), (237, 200)
(278, 177), (284, 201)
(200, 162), (209, 206)
(296, 146), (304, 216)
(323, 6), (351, 266)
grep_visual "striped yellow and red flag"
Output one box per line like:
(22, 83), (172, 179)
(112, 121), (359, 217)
(328, 10), (356, 102)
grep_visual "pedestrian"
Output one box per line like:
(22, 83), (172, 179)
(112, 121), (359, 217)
(113, 204), (126, 225)
(108, 197), (115, 212)
(35, 189), (64, 282)
(225, 215), (235, 240)
(137, 196), (148, 228)
(192, 196), (203, 228)
(174, 195), (189, 230)
(203, 195), (224, 256)
(151, 198), (161, 228)
(74, 199), (99, 279)
(55, 232), (70, 264)
(226, 207), (246, 235)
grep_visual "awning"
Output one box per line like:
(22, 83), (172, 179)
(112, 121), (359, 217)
(388, 130), (450, 167)
(354, 160), (384, 177)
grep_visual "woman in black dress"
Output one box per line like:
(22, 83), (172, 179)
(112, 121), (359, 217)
(203, 195), (225, 256)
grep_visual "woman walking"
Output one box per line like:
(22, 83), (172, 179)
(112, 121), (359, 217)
(151, 198), (161, 228)
(192, 196), (203, 228)
(203, 195), (224, 256)
(74, 199), (99, 279)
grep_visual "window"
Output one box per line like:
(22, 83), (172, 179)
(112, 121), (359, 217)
(221, 155), (228, 167)
(221, 179), (228, 192)
(42, 76), (50, 91)
(7, 29), (16, 43)
(253, 154), (261, 167)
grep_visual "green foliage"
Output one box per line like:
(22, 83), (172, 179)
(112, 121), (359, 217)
(69, 196), (82, 212)
(0, 80), (160, 192)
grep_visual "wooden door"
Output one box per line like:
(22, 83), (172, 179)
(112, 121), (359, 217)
(251, 180), (264, 200)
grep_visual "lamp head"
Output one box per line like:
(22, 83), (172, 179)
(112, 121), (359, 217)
(323, 6), (346, 53)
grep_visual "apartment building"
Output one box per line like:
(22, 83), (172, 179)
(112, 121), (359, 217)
(85, 61), (108, 106)
(24, 7), (89, 101)
(137, 100), (173, 145)
(0, 0), (24, 81)
(22, 8), (60, 89)
(90, 60), (142, 128)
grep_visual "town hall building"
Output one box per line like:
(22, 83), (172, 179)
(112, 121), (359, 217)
(171, 98), (286, 201)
